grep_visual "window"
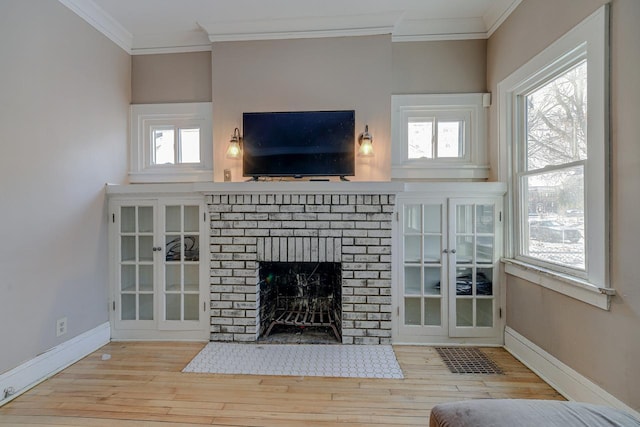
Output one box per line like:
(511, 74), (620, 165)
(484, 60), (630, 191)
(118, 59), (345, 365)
(498, 6), (610, 307)
(130, 103), (213, 183)
(151, 126), (200, 165)
(522, 61), (587, 271)
(392, 94), (489, 180)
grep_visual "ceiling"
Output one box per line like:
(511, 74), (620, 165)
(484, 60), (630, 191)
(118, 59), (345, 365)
(59, 0), (522, 55)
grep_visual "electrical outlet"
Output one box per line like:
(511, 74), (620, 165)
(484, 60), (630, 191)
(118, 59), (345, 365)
(56, 317), (67, 337)
(224, 169), (231, 182)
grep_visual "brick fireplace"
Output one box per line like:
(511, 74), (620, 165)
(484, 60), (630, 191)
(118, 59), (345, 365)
(207, 190), (395, 344)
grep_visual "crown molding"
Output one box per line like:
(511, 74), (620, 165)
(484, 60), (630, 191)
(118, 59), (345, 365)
(484, 0), (524, 37)
(199, 12), (402, 43)
(58, 0), (132, 54)
(392, 16), (487, 42)
(59, 1), (523, 53)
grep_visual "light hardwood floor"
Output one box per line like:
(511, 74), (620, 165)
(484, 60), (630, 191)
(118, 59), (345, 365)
(0, 342), (563, 426)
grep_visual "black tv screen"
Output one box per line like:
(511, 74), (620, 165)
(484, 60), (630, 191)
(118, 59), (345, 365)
(242, 110), (355, 178)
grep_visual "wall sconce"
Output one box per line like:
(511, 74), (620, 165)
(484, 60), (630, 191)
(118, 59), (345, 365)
(226, 127), (241, 159)
(358, 124), (374, 157)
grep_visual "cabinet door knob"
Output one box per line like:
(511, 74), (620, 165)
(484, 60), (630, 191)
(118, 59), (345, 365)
(152, 246), (162, 252)
(451, 249), (457, 254)
(443, 249), (448, 254)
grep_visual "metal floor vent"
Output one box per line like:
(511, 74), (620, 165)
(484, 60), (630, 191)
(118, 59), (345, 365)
(435, 347), (504, 375)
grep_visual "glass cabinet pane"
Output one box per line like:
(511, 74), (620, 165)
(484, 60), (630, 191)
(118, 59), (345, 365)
(121, 294), (136, 320)
(423, 235), (441, 262)
(138, 206), (153, 233)
(477, 299), (493, 327)
(166, 235), (181, 261)
(166, 206), (181, 232)
(166, 294), (181, 320)
(423, 204), (441, 233)
(477, 268), (493, 296)
(404, 298), (421, 325)
(423, 267), (441, 295)
(139, 265), (153, 292)
(404, 236), (421, 263)
(456, 236), (474, 264)
(424, 298), (441, 326)
(184, 206), (199, 232)
(404, 205), (422, 233)
(138, 236), (154, 262)
(404, 267), (421, 295)
(139, 294), (154, 320)
(121, 236), (135, 262)
(184, 294), (199, 321)
(456, 299), (473, 327)
(456, 204), (474, 234)
(476, 205), (494, 234)
(121, 207), (135, 233)
(455, 267), (473, 295)
(184, 235), (199, 261)
(165, 264), (181, 291)
(121, 265), (135, 292)
(184, 265), (199, 292)
(476, 236), (494, 264)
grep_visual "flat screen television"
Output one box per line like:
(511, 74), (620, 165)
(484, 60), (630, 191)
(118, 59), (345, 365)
(242, 110), (355, 179)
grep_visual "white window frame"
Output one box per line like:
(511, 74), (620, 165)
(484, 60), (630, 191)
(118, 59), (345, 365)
(391, 93), (489, 180)
(130, 103), (213, 183)
(498, 6), (612, 309)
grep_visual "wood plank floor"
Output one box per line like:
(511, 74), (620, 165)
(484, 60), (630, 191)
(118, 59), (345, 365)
(0, 342), (564, 426)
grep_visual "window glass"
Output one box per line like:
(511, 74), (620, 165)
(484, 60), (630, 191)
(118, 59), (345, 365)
(153, 127), (175, 165)
(437, 121), (463, 158)
(408, 120), (433, 159)
(180, 128), (201, 163)
(525, 166), (585, 269)
(521, 61), (587, 271)
(526, 61), (587, 170)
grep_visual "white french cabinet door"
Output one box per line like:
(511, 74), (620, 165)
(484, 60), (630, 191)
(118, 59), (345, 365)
(157, 200), (208, 331)
(398, 198), (449, 340)
(111, 198), (208, 339)
(447, 198), (502, 338)
(396, 196), (502, 343)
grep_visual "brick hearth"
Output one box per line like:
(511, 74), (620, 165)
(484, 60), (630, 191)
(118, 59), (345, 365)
(207, 192), (395, 344)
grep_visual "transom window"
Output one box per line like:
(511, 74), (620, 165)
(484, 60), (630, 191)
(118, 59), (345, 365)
(391, 93), (489, 180)
(130, 103), (213, 183)
(151, 126), (201, 165)
(408, 116), (465, 160)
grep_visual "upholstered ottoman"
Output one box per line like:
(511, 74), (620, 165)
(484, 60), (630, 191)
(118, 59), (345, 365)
(429, 399), (640, 427)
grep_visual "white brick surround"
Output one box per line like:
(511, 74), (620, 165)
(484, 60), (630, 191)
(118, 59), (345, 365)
(207, 192), (396, 344)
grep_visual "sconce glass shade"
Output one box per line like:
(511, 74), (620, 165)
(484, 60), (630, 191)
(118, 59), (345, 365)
(358, 124), (374, 157)
(226, 127), (241, 159)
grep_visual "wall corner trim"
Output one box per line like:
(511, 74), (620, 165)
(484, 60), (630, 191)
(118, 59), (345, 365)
(504, 326), (639, 418)
(0, 322), (110, 407)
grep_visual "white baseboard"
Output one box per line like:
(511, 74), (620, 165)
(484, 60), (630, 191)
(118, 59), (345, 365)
(0, 322), (110, 407)
(504, 326), (639, 418)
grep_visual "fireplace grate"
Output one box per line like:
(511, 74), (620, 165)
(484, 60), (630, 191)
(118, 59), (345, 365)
(435, 347), (504, 375)
(265, 306), (341, 342)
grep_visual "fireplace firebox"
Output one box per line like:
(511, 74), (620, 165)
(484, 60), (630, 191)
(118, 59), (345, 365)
(258, 262), (342, 342)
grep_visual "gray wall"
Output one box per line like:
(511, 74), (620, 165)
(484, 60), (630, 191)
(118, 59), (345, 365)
(128, 38), (487, 182)
(131, 51), (212, 104)
(211, 35), (393, 182)
(488, 0), (640, 410)
(392, 40), (487, 94)
(0, 1), (129, 373)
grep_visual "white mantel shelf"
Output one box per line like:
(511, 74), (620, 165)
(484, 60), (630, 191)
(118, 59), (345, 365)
(105, 181), (506, 196)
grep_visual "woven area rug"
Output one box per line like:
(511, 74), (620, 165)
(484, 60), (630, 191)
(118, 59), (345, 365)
(183, 343), (404, 379)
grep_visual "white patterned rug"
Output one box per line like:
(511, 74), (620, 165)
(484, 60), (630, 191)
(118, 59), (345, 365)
(183, 343), (404, 379)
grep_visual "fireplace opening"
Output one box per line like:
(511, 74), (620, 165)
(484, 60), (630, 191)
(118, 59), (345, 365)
(258, 262), (342, 343)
